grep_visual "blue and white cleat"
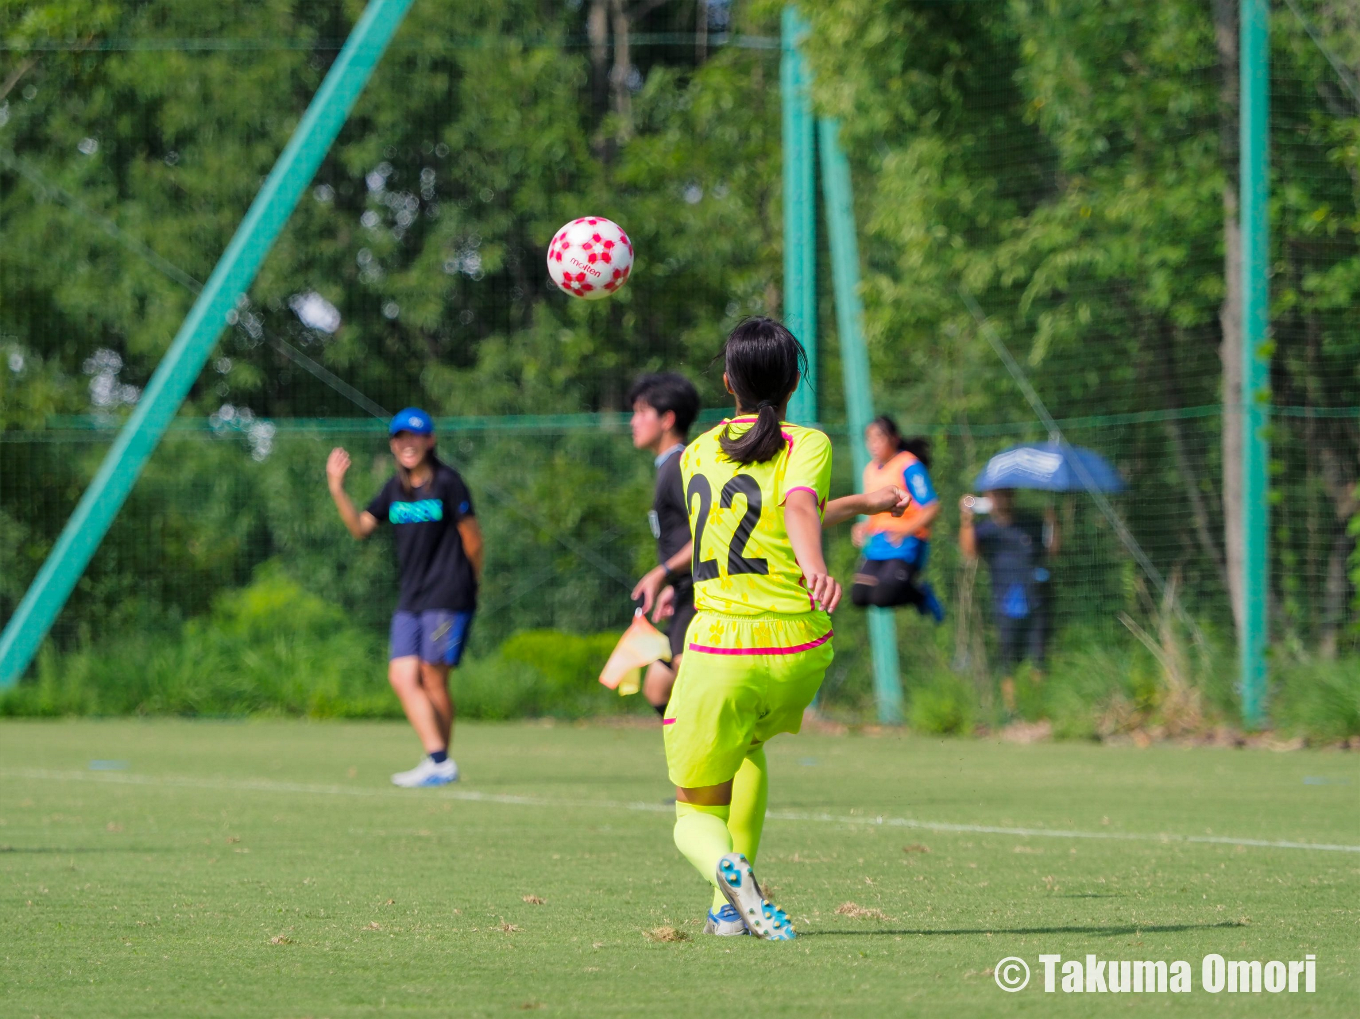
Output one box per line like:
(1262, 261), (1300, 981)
(703, 903), (750, 936)
(716, 852), (796, 940)
(390, 756), (459, 788)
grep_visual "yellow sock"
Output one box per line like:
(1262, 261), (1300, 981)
(711, 746), (769, 911)
(674, 802), (732, 899)
(730, 745), (769, 862)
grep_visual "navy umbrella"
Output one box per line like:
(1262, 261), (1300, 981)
(974, 442), (1124, 493)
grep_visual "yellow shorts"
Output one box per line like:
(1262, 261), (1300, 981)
(664, 611), (834, 788)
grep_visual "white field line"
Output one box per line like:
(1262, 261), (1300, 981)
(5, 766), (1359, 854)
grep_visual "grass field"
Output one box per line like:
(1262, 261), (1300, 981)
(2, 719), (1356, 1017)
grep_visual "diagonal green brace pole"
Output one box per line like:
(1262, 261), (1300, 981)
(0, 0), (416, 687)
(782, 7), (817, 424)
(818, 116), (904, 725)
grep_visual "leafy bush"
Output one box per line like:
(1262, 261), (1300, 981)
(1, 567), (396, 718)
(908, 675), (974, 735)
(0, 567), (649, 722)
(457, 629), (647, 720)
(1271, 660), (1360, 742)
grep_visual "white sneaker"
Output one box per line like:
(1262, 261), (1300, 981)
(390, 756), (459, 788)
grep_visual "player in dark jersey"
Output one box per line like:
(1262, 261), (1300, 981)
(627, 373), (702, 717)
(326, 408), (484, 787)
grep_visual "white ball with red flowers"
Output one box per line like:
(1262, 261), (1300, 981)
(546, 217), (634, 300)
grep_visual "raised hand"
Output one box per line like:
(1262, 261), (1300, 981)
(326, 448), (351, 488)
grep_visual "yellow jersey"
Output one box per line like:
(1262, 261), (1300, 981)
(680, 418), (833, 619)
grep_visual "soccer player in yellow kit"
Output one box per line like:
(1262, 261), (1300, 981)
(666, 317), (907, 940)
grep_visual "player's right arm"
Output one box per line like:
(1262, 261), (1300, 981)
(326, 448), (378, 540)
(785, 488), (841, 613)
(958, 495), (978, 559)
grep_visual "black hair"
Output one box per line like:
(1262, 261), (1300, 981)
(868, 415), (905, 451)
(901, 436), (932, 471)
(867, 415), (932, 469)
(717, 317), (807, 465)
(625, 372), (701, 437)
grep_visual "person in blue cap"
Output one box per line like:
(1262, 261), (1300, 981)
(326, 408), (483, 787)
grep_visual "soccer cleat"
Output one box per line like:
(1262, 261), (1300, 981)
(390, 756), (459, 788)
(715, 852), (796, 941)
(703, 903), (750, 936)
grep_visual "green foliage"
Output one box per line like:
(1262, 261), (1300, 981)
(1271, 658), (1360, 741)
(500, 629), (619, 693)
(0, 0), (783, 421)
(460, 629), (647, 720)
(1, 566), (396, 718)
(0, 560), (649, 721)
(907, 674), (973, 735)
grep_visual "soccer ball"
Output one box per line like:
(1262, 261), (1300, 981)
(546, 217), (634, 300)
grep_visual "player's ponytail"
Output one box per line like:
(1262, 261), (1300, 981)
(718, 316), (807, 465)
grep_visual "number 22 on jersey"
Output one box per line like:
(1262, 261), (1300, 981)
(686, 474), (768, 581)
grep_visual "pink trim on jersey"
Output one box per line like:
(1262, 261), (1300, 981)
(687, 630), (833, 656)
(784, 485), (819, 500)
(661, 717), (676, 725)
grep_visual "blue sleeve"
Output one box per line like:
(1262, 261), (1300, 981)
(901, 461), (938, 507)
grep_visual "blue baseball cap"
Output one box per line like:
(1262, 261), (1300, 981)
(389, 407), (434, 436)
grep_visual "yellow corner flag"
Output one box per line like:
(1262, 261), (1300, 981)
(599, 610), (672, 696)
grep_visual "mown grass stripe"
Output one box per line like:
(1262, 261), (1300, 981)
(6, 766), (1356, 854)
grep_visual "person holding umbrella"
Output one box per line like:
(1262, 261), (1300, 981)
(958, 489), (1058, 712)
(957, 441), (1122, 714)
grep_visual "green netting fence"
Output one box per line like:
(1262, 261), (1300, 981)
(2, 403), (1354, 719)
(0, 1), (1356, 726)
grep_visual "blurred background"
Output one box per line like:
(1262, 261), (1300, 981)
(1, 0), (1355, 737)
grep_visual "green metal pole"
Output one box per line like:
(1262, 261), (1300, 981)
(0, 0), (416, 687)
(818, 116), (904, 725)
(1239, 0), (1270, 728)
(781, 7), (817, 423)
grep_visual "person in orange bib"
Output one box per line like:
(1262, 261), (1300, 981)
(850, 415), (944, 621)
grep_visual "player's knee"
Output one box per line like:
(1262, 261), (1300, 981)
(419, 661), (451, 690)
(643, 660), (676, 707)
(388, 656), (421, 692)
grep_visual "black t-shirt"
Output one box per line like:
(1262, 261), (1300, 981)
(974, 513), (1046, 617)
(651, 445), (692, 592)
(366, 462), (477, 613)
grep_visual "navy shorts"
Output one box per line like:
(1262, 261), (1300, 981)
(390, 610), (474, 666)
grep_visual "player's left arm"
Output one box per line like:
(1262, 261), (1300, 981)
(458, 517), (484, 580)
(823, 486), (910, 527)
(449, 475), (483, 580)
